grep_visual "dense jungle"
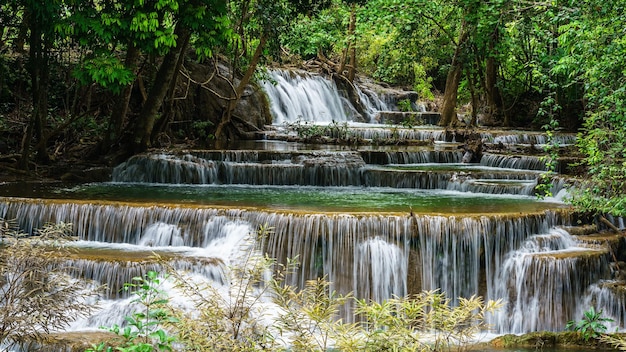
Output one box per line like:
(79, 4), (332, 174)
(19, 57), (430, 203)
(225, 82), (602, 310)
(0, 0), (624, 215)
(1, 0), (626, 351)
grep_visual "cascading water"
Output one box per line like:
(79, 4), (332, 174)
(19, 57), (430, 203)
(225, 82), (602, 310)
(356, 237), (408, 302)
(260, 69), (393, 124)
(260, 70), (352, 124)
(3, 66), (622, 352)
(1, 197), (590, 331)
(490, 228), (611, 333)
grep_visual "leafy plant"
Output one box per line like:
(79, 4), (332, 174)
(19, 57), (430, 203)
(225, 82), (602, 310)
(191, 120), (215, 139)
(397, 99), (413, 112)
(325, 120), (350, 140)
(270, 261), (501, 351)
(413, 62), (434, 100)
(87, 271), (179, 352)
(566, 306), (613, 341)
(271, 273), (359, 351)
(355, 290), (502, 351)
(400, 114), (425, 129)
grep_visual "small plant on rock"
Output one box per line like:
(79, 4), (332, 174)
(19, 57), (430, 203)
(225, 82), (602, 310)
(397, 99), (413, 112)
(566, 306), (613, 341)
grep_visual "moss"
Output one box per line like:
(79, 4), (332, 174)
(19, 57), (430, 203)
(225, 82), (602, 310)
(489, 331), (621, 350)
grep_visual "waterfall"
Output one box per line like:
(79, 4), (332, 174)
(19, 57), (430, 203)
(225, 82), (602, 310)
(356, 237), (408, 302)
(490, 228), (611, 333)
(66, 218), (256, 330)
(355, 84), (390, 122)
(480, 153), (548, 171)
(113, 151), (366, 186)
(138, 222), (185, 246)
(446, 179), (538, 195)
(480, 132), (577, 146)
(581, 281), (626, 332)
(360, 150), (463, 164)
(346, 127), (447, 141)
(260, 69), (394, 124)
(260, 70), (352, 124)
(4, 195), (620, 333)
(112, 152), (544, 195)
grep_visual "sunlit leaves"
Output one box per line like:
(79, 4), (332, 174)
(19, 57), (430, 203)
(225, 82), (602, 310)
(73, 56), (135, 94)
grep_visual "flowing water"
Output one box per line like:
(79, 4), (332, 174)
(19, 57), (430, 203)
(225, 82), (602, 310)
(1, 70), (623, 350)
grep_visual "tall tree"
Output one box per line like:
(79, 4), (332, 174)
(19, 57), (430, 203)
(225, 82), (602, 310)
(17, 0), (65, 169)
(213, 0), (290, 148)
(66, 0), (231, 154)
(337, 0), (367, 82)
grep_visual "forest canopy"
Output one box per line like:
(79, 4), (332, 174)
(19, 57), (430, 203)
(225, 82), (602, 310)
(0, 0), (625, 216)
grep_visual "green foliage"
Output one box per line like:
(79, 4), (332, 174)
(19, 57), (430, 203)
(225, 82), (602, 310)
(356, 0), (454, 86)
(280, 7), (347, 59)
(270, 255), (502, 352)
(354, 291), (502, 351)
(191, 120), (215, 139)
(325, 120), (350, 140)
(552, 0), (626, 217)
(566, 307), (613, 341)
(397, 99), (413, 112)
(535, 93), (561, 199)
(87, 271), (179, 352)
(271, 275), (358, 351)
(286, 120), (351, 141)
(72, 56), (135, 95)
(413, 63), (434, 100)
(400, 115), (423, 129)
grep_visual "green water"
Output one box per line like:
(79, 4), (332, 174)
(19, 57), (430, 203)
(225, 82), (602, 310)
(44, 183), (564, 214)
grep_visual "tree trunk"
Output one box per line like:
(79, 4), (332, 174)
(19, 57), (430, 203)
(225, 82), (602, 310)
(214, 34), (268, 149)
(131, 25), (190, 153)
(20, 17), (51, 169)
(152, 32), (190, 141)
(347, 4), (357, 82)
(485, 29), (503, 125)
(439, 64), (463, 127)
(466, 69), (478, 126)
(439, 21), (468, 127)
(105, 43), (140, 150)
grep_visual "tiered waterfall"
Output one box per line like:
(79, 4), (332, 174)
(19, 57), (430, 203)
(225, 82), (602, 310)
(1, 69), (624, 346)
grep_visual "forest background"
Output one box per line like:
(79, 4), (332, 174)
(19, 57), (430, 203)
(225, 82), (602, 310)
(0, 0), (625, 217)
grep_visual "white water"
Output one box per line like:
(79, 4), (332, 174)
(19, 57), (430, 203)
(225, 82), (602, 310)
(490, 228), (610, 333)
(356, 237), (408, 302)
(69, 218), (257, 330)
(260, 69), (395, 124)
(260, 70), (352, 124)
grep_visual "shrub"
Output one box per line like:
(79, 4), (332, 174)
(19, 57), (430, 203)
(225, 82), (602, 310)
(0, 220), (97, 350)
(82, 224), (502, 351)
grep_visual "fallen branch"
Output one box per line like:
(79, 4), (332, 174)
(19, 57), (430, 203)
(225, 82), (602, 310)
(600, 215), (621, 233)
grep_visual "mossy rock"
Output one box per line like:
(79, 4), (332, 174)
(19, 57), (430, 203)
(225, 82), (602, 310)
(489, 331), (621, 350)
